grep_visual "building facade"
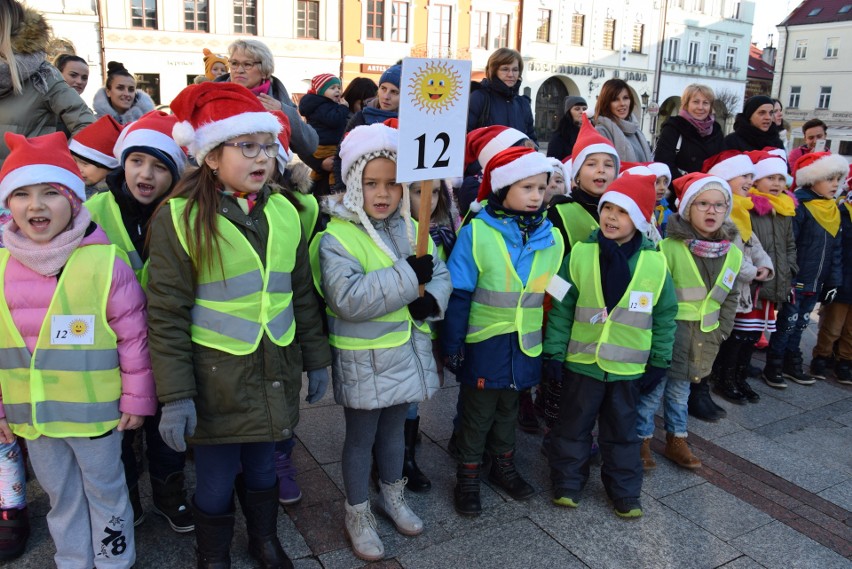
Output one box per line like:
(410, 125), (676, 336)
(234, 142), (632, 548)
(772, 0), (852, 159)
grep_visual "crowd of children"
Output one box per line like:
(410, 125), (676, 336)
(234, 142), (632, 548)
(0, 75), (850, 567)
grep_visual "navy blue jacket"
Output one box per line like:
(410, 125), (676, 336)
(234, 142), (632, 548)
(298, 93), (349, 146)
(792, 188), (843, 294)
(466, 79), (536, 142)
(836, 202), (852, 304)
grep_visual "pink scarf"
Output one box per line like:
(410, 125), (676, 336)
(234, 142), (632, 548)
(679, 109), (716, 138)
(2, 208), (92, 276)
(249, 80), (271, 97)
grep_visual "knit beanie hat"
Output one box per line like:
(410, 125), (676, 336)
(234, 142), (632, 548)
(170, 82), (282, 163)
(742, 95), (774, 122)
(673, 172), (732, 220)
(336, 121), (414, 260)
(115, 111), (188, 183)
(794, 152), (849, 188)
(571, 115), (620, 179)
(702, 150), (754, 180)
(309, 73), (341, 96)
(0, 131), (86, 205)
(599, 173), (657, 233)
(471, 146), (552, 212)
(379, 64), (402, 88)
(202, 48), (229, 81)
(563, 95), (588, 115)
(68, 115), (122, 170)
(750, 152), (787, 181)
(464, 125), (529, 170)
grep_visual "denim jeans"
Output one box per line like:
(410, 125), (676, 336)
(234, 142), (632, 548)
(193, 442), (276, 515)
(768, 293), (820, 357)
(636, 375), (691, 437)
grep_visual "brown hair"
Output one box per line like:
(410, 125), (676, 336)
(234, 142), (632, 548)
(802, 118), (827, 135)
(486, 48), (523, 82)
(594, 79), (635, 121)
(106, 61), (134, 89)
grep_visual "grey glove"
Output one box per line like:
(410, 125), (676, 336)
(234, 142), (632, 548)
(158, 399), (196, 452)
(306, 368), (330, 403)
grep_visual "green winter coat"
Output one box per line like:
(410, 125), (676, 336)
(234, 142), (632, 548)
(542, 231), (678, 381)
(146, 186), (331, 445)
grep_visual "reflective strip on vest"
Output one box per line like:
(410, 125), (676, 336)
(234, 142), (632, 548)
(565, 243), (667, 375)
(309, 218), (432, 350)
(660, 239), (743, 333)
(0, 246), (122, 439)
(170, 194), (299, 355)
(555, 202), (598, 248)
(465, 219), (564, 357)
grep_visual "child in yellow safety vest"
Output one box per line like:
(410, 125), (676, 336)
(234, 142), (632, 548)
(0, 131), (157, 567)
(310, 121), (451, 561)
(442, 146), (564, 517)
(542, 173), (677, 519)
(639, 172), (744, 471)
(145, 82), (331, 567)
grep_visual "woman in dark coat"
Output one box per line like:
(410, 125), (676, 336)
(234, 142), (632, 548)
(466, 48), (536, 142)
(724, 95), (785, 152)
(654, 84), (724, 188)
(547, 96), (587, 161)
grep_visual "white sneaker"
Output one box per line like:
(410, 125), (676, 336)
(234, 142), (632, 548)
(344, 500), (384, 561)
(376, 478), (424, 536)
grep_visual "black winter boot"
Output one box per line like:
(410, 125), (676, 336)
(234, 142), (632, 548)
(454, 463), (481, 516)
(128, 483), (145, 527)
(487, 450), (535, 500)
(688, 377), (723, 422)
(762, 353), (787, 388)
(734, 363), (760, 402)
(192, 499), (234, 569)
(403, 417), (432, 493)
(151, 472), (195, 533)
(713, 371), (748, 404)
(237, 479), (293, 569)
(783, 352), (816, 385)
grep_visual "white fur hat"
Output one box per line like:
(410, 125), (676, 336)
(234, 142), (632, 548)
(794, 152), (849, 188)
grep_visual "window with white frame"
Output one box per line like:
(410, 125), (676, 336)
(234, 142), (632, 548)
(688, 41), (700, 64)
(708, 43), (720, 67)
(472, 11), (489, 49)
(602, 18), (616, 50)
(725, 46), (736, 69)
(493, 13), (510, 49)
(788, 86), (801, 108)
(429, 4), (452, 58)
(825, 37), (839, 58)
(666, 37), (680, 61)
(297, 1), (319, 39)
(184, 0), (208, 32)
(391, 1), (409, 42)
(233, 0), (256, 35)
(631, 23), (644, 53)
(571, 13), (584, 46)
(131, 0), (157, 29)
(795, 39), (807, 59)
(536, 9), (551, 42)
(818, 86), (832, 109)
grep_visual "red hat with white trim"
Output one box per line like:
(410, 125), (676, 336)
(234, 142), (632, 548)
(619, 162), (655, 177)
(471, 146), (552, 212)
(647, 161), (671, 181)
(673, 172), (732, 220)
(68, 115), (122, 170)
(115, 110), (188, 180)
(271, 110), (292, 174)
(794, 151), (849, 188)
(750, 151), (787, 181)
(0, 131), (85, 204)
(702, 150), (754, 179)
(465, 126), (529, 170)
(599, 173), (657, 232)
(571, 115), (619, 179)
(170, 82), (282, 162)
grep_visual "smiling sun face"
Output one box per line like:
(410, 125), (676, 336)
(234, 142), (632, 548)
(69, 319), (89, 337)
(409, 62), (462, 114)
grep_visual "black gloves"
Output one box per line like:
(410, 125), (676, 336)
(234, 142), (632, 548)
(408, 292), (437, 320)
(405, 254), (433, 284)
(637, 366), (667, 395)
(543, 359), (564, 385)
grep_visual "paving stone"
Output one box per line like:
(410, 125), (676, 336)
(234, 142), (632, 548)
(398, 518), (581, 569)
(713, 389), (803, 429)
(417, 384), (460, 443)
(639, 449), (707, 499)
(685, 409), (746, 440)
(717, 556), (771, 568)
(714, 430), (849, 494)
(817, 479), (852, 512)
(832, 409), (852, 427)
(771, 423), (852, 472)
(529, 492), (741, 569)
(748, 376), (851, 411)
(753, 399), (852, 439)
(294, 403), (346, 465)
(660, 482), (775, 541)
(730, 521), (852, 569)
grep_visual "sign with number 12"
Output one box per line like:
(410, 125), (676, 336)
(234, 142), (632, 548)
(396, 58), (471, 183)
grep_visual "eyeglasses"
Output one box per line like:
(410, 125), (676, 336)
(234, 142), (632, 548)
(692, 200), (728, 213)
(228, 60), (260, 71)
(221, 141), (280, 159)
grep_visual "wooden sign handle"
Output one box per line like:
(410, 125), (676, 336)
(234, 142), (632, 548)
(415, 179), (434, 297)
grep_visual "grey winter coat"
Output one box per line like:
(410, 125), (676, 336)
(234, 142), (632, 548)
(666, 215), (742, 383)
(317, 207), (452, 410)
(594, 114), (652, 163)
(735, 233), (774, 313)
(93, 88), (155, 125)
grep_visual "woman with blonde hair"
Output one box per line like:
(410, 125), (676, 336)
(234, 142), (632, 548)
(466, 47), (536, 141)
(593, 78), (651, 163)
(654, 83), (724, 187)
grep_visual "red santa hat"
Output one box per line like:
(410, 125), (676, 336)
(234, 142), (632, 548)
(619, 162), (655, 177)
(561, 155), (573, 184)
(471, 147), (552, 212)
(546, 157), (565, 179)
(170, 82), (282, 162)
(271, 110), (292, 174)
(647, 162), (671, 182)
(114, 110), (188, 180)
(599, 173), (657, 233)
(750, 152), (787, 181)
(570, 115), (619, 179)
(673, 172), (732, 219)
(68, 115), (122, 170)
(0, 132), (85, 204)
(794, 152), (849, 188)
(464, 126), (530, 170)
(763, 147), (788, 164)
(308, 73), (341, 96)
(702, 150), (754, 180)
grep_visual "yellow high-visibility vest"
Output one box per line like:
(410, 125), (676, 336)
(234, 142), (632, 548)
(85, 191), (148, 287)
(554, 201), (598, 248)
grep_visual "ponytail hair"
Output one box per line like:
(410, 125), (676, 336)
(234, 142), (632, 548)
(0, 1), (25, 95)
(106, 60), (133, 89)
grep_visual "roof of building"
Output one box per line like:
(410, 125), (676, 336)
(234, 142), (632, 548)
(781, 0), (852, 26)
(747, 45), (774, 80)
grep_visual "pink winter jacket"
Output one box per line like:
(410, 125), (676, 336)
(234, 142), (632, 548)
(0, 226), (157, 419)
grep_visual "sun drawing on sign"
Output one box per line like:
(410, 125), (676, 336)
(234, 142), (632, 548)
(69, 319), (89, 337)
(408, 62), (462, 115)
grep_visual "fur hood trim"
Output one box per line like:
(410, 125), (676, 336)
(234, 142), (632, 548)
(665, 213), (739, 242)
(93, 88), (156, 125)
(286, 159), (313, 194)
(11, 7), (51, 55)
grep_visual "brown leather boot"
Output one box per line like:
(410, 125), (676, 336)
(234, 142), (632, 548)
(664, 433), (701, 469)
(640, 438), (656, 471)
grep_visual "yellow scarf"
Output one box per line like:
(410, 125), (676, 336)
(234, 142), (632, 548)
(730, 194), (754, 242)
(804, 197), (840, 237)
(749, 188), (796, 217)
